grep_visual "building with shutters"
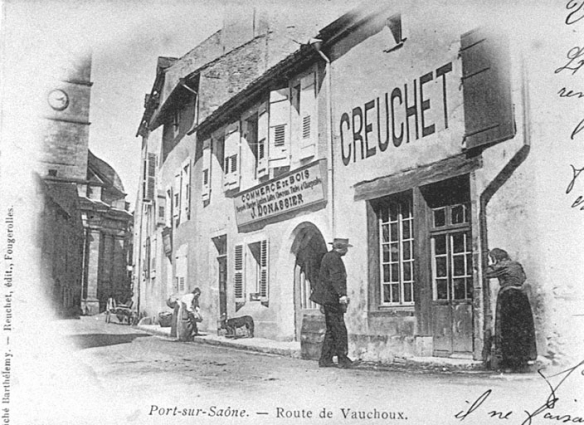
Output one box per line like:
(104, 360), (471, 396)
(134, 1), (583, 366)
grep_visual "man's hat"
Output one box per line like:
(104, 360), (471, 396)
(329, 238), (353, 249)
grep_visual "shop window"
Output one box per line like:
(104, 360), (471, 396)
(374, 192), (414, 306)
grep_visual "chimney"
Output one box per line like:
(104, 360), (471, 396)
(221, 3), (268, 54)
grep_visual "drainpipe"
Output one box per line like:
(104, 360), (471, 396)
(479, 56), (531, 362)
(309, 38), (336, 237)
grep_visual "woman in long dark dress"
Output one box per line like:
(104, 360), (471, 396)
(487, 248), (537, 372)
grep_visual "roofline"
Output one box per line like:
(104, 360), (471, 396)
(191, 44), (319, 140)
(190, 1), (393, 140)
(147, 33), (271, 133)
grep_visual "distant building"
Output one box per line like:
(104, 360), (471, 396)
(135, 1), (583, 367)
(38, 45), (132, 316)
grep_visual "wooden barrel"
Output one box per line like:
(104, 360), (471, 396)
(300, 312), (325, 360)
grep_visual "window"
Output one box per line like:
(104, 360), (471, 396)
(180, 159), (191, 222)
(223, 123), (241, 191)
(156, 194), (165, 226)
(233, 238), (269, 310)
(269, 87), (291, 169)
(421, 175), (473, 302)
(430, 204), (472, 301)
(201, 139), (211, 201)
(377, 193), (414, 305)
(142, 153), (157, 201)
(173, 173), (180, 226)
(299, 72), (316, 158)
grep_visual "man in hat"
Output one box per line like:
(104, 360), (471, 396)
(310, 238), (355, 368)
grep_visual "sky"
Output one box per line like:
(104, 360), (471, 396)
(1, 0), (356, 208)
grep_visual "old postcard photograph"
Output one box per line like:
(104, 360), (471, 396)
(0, 0), (583, 424)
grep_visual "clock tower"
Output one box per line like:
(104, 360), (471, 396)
(40, 47), (92, 181)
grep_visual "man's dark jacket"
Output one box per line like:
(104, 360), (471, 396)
(310, 250), (347, 306)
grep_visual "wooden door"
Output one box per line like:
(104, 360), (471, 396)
(430, 205), (473, 356)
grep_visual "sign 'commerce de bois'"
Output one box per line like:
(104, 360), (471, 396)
(234, 160), (327, 227)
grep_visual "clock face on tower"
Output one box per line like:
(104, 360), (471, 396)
(47, 89), (69, 111)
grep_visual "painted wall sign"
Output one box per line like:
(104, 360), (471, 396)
(339, 62), (453, 166)
(234, 160), (327, 226)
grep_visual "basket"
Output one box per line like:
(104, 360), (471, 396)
(158, 311), (173, 328)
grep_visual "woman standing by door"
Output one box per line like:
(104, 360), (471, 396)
(487, 248), (537, 372)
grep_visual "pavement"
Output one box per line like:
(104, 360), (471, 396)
(134, 320), (506, 375)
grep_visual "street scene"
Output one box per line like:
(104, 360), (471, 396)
(0, 0), (583, 424)
(51, 315), (578, 425)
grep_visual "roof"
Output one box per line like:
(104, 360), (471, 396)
(43, 179), (82, 225)
(192, 0), (393, 139)
(87, 150), (125, 195)
(192, 44), (319, 139)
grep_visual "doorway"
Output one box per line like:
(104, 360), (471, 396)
(422, 175), (473, 357)
(290, 223), (327, 342)
(213, 235), (227, 320)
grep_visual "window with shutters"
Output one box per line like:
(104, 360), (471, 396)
(299, 72), (317, 158)
(247, 240), (269, 302)
(234, 238), (269, 310)
(180, 159), (191, 222)
(269, 87), (291, 171)
(234, 244), (245, 310)
(156, 194), (165, 226)
(460, 28), (515, 149)
(223, 122), (241, 191)
(165, 187), (172, 227)
(144, 237), (151, 279)
(202, 139), (211, 202)
(173, 173), (181, 227)
(142, 153), (157, 201)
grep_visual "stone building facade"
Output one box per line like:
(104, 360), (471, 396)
(134, 1), (583, 367)
(38, 45), (133, 316)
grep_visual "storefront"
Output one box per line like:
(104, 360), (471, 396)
(326, 5), (526, 360)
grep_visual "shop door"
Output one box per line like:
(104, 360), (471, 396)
(430, 204), (473, 356)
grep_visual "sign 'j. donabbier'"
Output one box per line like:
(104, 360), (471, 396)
(234, 160), (327, 226)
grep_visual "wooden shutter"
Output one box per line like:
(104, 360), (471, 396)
(144, 237), (151, 279)
(460, 28), (515, 149)
(269, 88), (290, 168)
(165, 187), (172, 227)
(173, 173), (181, 225)
(259, 239), (269, 303)
(156, 194), (165, 226)
(234, 243), (245, 303)
(144, 153), (157, 201)
(300, 73), (316, 158)
(202, 139), (211, 201)
(223, 122), (241, 191)
(257, 103), (269, 178)
(180, 160), (190, 222)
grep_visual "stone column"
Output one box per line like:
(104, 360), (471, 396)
(83, 228), (101, 315)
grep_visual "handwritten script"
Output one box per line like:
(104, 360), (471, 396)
(559, 2), (584, 209)
(454, 360), (584, 424)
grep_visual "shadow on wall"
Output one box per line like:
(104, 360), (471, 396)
(69, 333), (151, 349)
